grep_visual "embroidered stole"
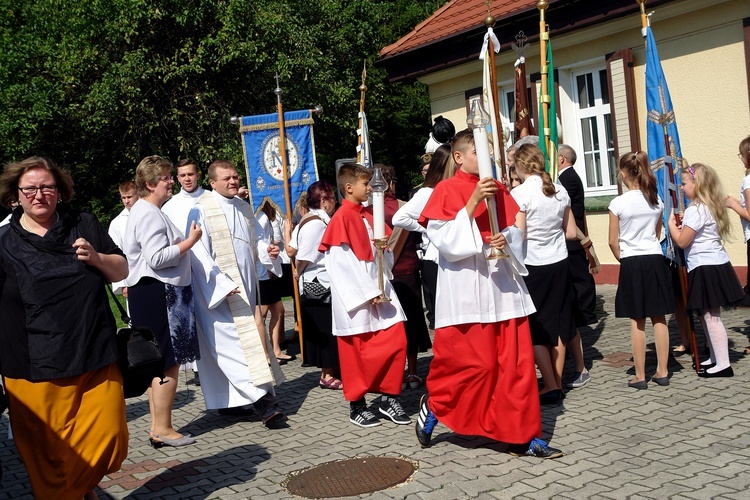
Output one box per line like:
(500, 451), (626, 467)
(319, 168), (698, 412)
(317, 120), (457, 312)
(199, 193), (285, 387)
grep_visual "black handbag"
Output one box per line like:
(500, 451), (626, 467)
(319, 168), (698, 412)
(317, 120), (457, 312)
(108, 286), (165, 398)
(301, 278), (331, 305)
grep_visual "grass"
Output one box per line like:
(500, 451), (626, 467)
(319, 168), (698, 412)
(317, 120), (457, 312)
(107, 290), (129, 329)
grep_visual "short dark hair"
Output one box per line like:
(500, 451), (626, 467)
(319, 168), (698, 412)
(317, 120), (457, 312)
(207, 160), (237, 180)
(336, 163), (371, 197)
(175, 158), (199, 173)
(0, 157), (75, 208)
(307, 180), (335, 210)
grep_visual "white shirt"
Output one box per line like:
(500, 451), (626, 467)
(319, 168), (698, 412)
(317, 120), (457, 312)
(108, 207), (130, 293)
(682, 202), (730, 272)
(511, 175), (570, 266)
(740, 174), (750, 242)
(608, 190), (664, 258)
(124, 199), (191, 287)
(271, 213), (291, 264)
(393, 187), (439, 263)
(296, 209), (331, 289)
(162, 187), (205, 237)
(255, 212), (281, 280)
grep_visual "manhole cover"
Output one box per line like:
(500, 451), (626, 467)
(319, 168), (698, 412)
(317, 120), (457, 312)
(285, 456), (415, 498)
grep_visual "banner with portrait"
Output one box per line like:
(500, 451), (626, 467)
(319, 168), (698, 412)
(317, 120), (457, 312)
(239, 109), (319, 216)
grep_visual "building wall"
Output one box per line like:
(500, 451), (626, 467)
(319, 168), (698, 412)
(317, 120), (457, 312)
(420, 0), (750, 283)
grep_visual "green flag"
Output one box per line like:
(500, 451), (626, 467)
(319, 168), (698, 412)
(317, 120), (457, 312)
(538, 39), (558, 181)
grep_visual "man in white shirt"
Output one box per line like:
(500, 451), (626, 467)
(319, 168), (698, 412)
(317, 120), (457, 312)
(188, 160), (286, 427)
(162, 159), (205, 383)
(162, 159), (205, 236)
(108, 181), (138, 296)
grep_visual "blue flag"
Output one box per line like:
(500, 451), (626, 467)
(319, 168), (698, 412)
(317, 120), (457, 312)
(644, 26), (685, 260)
(240, 109), (319, 216)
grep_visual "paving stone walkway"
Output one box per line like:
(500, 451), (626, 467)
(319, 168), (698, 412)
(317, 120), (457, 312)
(2, 284), (750, 499)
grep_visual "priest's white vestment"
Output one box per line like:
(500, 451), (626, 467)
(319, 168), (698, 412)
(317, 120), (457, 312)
(188, 190), (284, 409)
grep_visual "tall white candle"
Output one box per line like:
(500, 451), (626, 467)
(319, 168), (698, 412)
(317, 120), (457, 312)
(473, 127), (494, 179)
(372, 191), (385, 239)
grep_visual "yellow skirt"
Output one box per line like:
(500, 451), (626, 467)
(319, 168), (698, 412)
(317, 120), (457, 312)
(5, 362), (129, 499)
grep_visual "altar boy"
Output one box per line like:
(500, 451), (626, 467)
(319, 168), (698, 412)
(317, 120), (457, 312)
(416, 129), (563, 458)
(319, 163), (410, 428)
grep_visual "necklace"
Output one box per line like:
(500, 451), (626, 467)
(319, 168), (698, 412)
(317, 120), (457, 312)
(21, 211), (60, 232)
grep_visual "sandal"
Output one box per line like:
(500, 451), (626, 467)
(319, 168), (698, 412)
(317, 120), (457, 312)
(319, 377), (343, 390)
(401, 374), (422, 390)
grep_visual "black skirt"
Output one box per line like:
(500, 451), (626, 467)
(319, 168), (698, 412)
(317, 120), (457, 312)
(615, 255), (675, 318)
(300, 300), (339, 369)
(523, 260), (576, 346)
(391, 272), (432, 354)
(258, 276), (282, 305)
(687, 262), (745, 311)
(128, 277), (177, 371)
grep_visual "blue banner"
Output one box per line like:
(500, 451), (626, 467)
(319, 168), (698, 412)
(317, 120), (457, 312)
(240, 109), (319, 217)
(645, 26), (685, 260)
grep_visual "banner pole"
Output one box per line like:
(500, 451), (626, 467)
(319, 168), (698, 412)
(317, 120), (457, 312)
(274, 74), (305, 362)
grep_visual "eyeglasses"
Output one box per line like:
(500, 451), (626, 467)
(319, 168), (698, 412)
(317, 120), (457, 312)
(158, 175), (172, 183)
(18, 185), (57, 197)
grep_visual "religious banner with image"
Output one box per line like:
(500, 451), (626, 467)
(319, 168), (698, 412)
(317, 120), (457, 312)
(239, 109), (319, 215)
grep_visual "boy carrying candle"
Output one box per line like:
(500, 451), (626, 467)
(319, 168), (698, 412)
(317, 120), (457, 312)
(319, 163), (410, 428)
(416, 129), (563, 458)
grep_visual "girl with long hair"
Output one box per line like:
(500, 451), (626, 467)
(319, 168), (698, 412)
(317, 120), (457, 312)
(608, 151), (675, 389)
(393, 144), (454, 337)
(511, 143), (577, 405)
(669, 163), (744, 377)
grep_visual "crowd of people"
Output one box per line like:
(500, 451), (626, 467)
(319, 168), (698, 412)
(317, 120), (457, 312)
(1, 128), (749, 495)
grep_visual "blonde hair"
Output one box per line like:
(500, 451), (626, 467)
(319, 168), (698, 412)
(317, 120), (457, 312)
(134, 155), (172, 198)
(684, 163), (732, 241)
(514, 144), (557, 196)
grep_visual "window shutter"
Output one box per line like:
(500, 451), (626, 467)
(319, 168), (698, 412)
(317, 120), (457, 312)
(605, 49), (640, 159)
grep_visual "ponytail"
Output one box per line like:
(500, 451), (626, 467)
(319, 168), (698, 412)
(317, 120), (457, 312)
(515, 144), (558, 197)
(619, 151), (658, 207)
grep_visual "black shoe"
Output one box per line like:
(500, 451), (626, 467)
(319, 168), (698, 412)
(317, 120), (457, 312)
(349, 405), (381, 428)
(253, 394), (285, 427)
(218, 405), (256, 417)
(539, 389), (563, 405)
(259, 405), (285, 427)
(628, 379), (648, 389)
(509, 438), (563, 459)
(651, 375), (670, 386)
(697, 366), (734, 378)
(378, 396), (411, 425)
(415, 395), (438, 447)
(193, 371), (201, 386)
(693, 361), (715, 370)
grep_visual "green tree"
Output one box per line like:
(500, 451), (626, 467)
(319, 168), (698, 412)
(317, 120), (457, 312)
(0, 0), (446, 220)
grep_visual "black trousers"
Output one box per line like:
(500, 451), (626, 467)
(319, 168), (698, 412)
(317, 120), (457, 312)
(568, 249), (597, 326)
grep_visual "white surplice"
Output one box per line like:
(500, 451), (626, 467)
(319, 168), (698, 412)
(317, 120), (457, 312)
(324, 218), (406, 337)
(188, 190), (280, 409)
(161, 187), (205, 237)
(426, 207), (536, 329)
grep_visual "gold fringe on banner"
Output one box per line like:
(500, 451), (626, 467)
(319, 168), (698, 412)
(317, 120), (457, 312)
(239, 118), (314, 133)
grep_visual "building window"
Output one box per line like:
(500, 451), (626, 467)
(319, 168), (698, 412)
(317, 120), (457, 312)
(573, 67), (616, 192)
